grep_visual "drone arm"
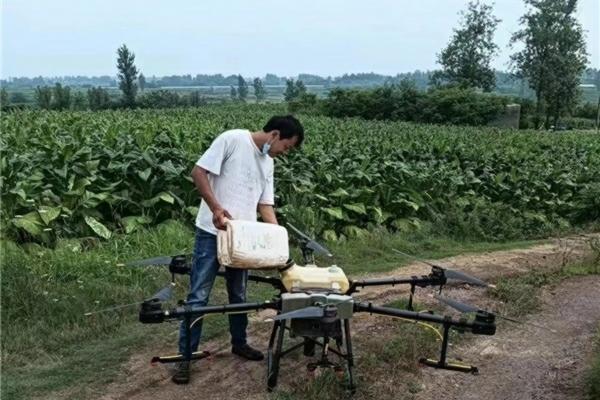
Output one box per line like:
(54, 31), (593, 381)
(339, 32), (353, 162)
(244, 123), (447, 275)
(346, 275), (445, 295)
(353, 302), (495, 335)
(140, 300), (278, 324)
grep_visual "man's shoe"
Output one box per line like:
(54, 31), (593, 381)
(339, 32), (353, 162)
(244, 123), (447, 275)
(172, 361), (190, 384)
(232, 344), (264, 361)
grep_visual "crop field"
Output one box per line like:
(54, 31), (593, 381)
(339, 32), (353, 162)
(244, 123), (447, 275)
(2, 103), (599, 400)
(2, 104), (599, 246)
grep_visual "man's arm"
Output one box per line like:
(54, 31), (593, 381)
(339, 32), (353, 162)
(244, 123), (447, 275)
(191, 165), (231, 229)
(257, 204), (278, 224)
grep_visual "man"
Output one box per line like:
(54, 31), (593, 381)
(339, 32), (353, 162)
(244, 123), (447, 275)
(173, 115), (304, 384)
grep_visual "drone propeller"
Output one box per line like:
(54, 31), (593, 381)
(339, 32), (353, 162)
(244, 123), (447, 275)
(392, 248), (492, 288)
(125, 255), (175, 267)
(273, 306), (325, 321)
(443, 269), (489, 288)
(120, 254), (191, 276)
(286, 223), (333, 257)
(434, 294), (480, 313)
(434, 294), (556, 333)
(85, 283), (175, 317)
(146, 283), (175, 302)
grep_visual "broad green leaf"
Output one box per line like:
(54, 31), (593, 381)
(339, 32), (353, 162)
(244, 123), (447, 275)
(329, 188), (350, 197)
(322, 207), (344, 220)
(84, 216), (112, 239)
(122, 216), (152, 234)
(343, 203), (367, 215)
(186, 206), (199, 216)
(12, 212), (43, 236)
(159, 192), (175, 204)
(9, 188), (27, 200)
(138, 168), (152, 181)
(314, 194), (328, 201)
(159, 160), (179, 176)
(342, 225), (368, 238)
(54, 164), (67, 179)
(38, 206), (61, 225)
(322, 230), (337, 242)
(369, 206), (385, 223)
(392, 218), (422, 232)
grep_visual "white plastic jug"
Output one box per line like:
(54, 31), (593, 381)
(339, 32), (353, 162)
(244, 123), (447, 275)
(217, 220), (289, 269)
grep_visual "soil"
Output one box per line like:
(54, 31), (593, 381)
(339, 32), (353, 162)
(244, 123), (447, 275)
(92, 234), (599, 400)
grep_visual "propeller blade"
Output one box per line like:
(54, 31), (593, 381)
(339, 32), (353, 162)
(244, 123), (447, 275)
(435, 295), (556, 333)
(286, 222), (313, 242)
(306, 240), (333, 257)
(391, 248), (437, 267)
(126, 255), (174, 267)
(434, 294), (481, 314)
(273, 306), (325, 321)
(444, 269), (490, 287)
(84, 302), (141, 316)
(146, 284), (174, 302)
(287, 223), (333, 257)
(391, 249), (492, 287)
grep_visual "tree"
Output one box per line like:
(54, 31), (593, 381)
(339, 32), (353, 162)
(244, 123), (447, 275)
(9, 92), (28, 104)
(71, 92), (87, 110)
(35, 86), (53, 109)
(116, 44), (139, 107)
(431, 1), (500, 91)
(284, 79), (307, 101)
(253, 78), (266, 102)
(295, 80), (307, 97)
(0, 87), (8, 108)
(87, 87), (111, 110)
(188, 90), (205, 107)
(52, 83), (71, 110)
(284, 79), (298, 101)
(230, 85), (237, 100)
(138, 73), (146, 91)
(510, 0), (588, 127)
(237, 75), (248, 101)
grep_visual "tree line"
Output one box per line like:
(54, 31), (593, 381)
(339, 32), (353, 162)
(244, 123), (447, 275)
(1, 0), (596, 128)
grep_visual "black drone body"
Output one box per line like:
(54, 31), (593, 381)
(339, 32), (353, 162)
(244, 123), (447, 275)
(128, 224), (498, 393)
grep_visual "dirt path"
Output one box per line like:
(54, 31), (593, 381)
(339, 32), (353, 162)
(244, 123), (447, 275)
(414, 275), (600, 400)
(95, 234), (599, 400)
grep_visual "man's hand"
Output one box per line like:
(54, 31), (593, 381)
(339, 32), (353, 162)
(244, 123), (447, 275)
(212, 207), (233, 230)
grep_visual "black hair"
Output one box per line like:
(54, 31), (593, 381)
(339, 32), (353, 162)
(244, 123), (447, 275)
(263, 115), (304, 148)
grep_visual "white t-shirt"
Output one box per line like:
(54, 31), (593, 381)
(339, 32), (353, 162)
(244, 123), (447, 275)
(194, 129), (275, 235)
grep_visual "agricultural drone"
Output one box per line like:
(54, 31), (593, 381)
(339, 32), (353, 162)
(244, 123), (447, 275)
(124, 223), (499, 393)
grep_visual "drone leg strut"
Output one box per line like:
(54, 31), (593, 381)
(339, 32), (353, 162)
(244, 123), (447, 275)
(343, 319), (356, 393)
(419, 323), (478, 374)
(408, 283), (416, 311)
(267, 320), (285, 392)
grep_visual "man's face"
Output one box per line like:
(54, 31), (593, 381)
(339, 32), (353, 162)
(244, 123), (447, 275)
(269, 134), (299, 157)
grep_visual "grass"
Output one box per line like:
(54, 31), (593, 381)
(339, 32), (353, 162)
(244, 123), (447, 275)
(491, 252), (600, 318)
(0, 221), (561, 400)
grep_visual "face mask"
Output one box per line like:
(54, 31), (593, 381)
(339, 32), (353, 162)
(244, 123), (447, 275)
(261, 142), (271, 156)
(262, 134), (277, 156)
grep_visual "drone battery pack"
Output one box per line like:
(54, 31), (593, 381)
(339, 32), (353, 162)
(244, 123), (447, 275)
(217, 220), (289, 269)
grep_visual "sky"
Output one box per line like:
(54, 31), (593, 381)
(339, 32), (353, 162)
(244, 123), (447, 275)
(1, 0), (598, 79)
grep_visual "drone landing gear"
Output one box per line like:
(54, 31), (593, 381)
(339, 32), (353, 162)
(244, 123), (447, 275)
(418, 323), (478, 374)
(150, 350), (210, 365)
(267, 319), (356, 394)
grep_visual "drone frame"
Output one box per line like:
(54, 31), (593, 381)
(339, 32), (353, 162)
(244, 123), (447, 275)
(137, 249), (496, 392)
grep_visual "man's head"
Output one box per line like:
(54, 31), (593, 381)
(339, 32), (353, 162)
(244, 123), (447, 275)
(262, 115), (304, 157)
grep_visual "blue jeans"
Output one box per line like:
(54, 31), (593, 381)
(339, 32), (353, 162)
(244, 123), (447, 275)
(178, 228), (249, 355)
